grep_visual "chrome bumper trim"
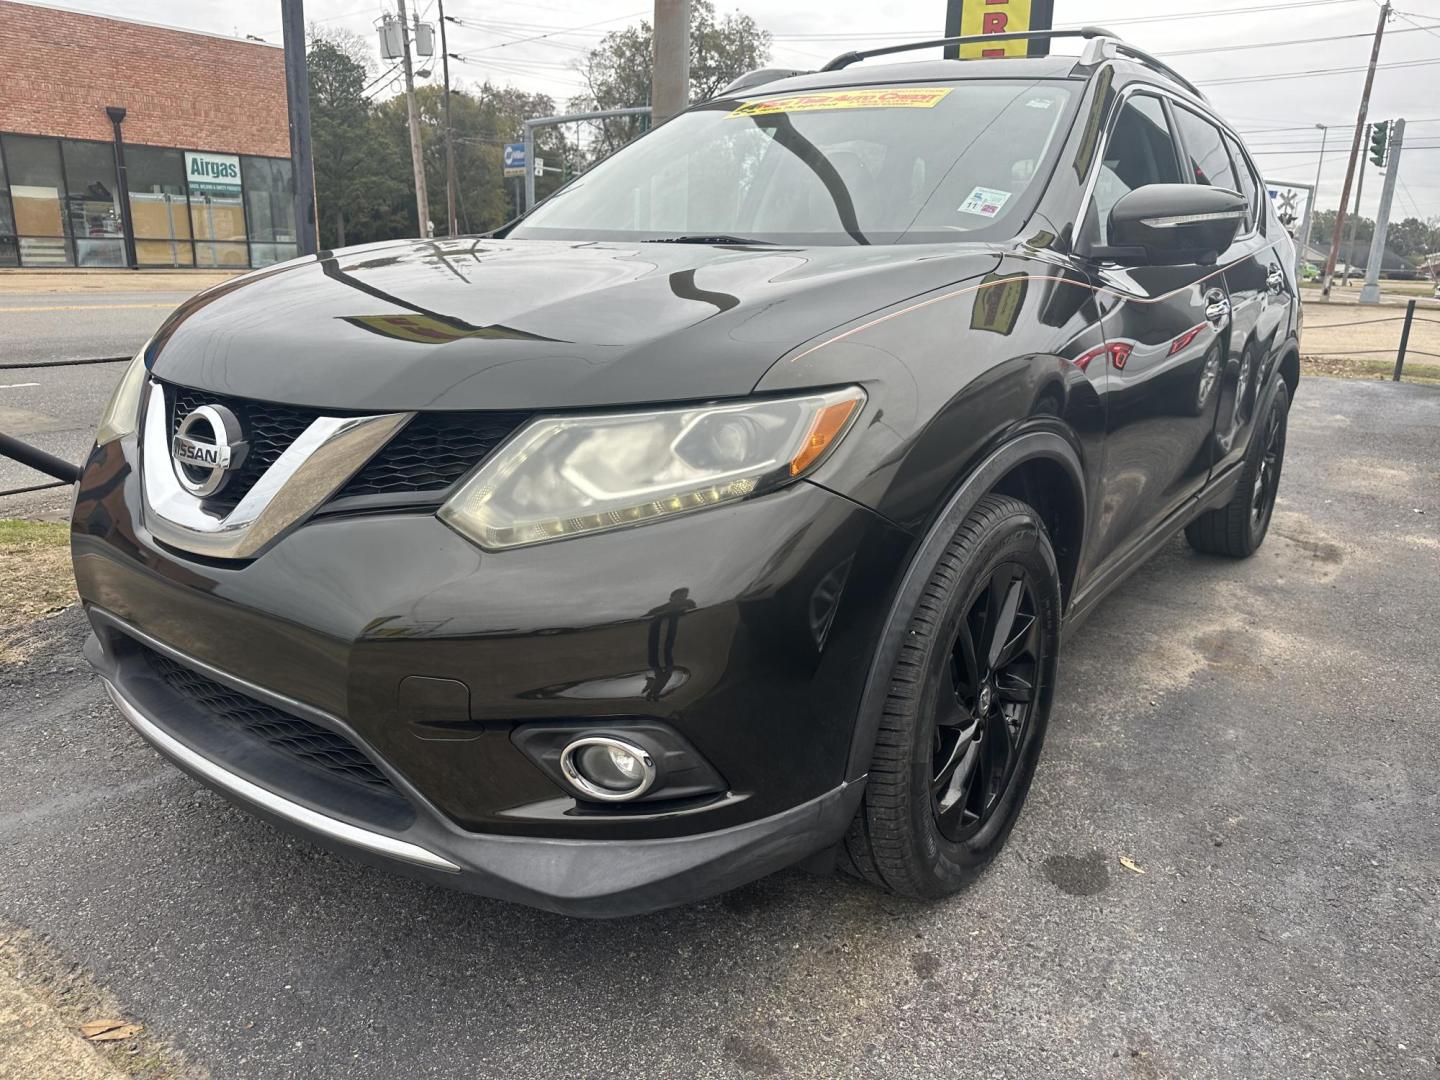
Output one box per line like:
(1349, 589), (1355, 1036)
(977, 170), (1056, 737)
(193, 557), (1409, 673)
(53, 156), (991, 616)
(102, 679), (461, 873)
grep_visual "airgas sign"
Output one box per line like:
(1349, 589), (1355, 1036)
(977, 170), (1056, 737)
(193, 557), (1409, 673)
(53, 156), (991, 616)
(184, 151), (243, 196)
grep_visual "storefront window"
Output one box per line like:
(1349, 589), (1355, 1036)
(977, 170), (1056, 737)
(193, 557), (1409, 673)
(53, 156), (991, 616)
(0, 147), (18, 267)
(2, 134), (71, 266)
(61, 139), (125, 267)
(128, 145), (193, 267)
(185, 150), (248, 268)
(242, 155), (298, 266)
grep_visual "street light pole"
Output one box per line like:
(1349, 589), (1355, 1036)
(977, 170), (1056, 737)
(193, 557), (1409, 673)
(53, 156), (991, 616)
(395, 0), (430, 238)
(1298, 122), (1327, 269)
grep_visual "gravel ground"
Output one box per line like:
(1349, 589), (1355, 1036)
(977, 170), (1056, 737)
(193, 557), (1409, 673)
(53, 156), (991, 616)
(1, 375), (1438, 1080)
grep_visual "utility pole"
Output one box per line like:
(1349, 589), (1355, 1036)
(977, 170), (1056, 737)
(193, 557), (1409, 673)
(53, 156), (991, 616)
(438, 0), (458, 237)
(395, 0), (430, 238)
(1360, 118), (1404, 305)
(280, 0), (317, 256)
(1342, 142), (1368, 286)
(1322, 0), (1389, 299)
(651, 0), (691, 125)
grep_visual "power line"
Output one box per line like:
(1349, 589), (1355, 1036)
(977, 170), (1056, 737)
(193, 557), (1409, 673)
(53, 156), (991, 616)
(1164, 23), (1431, 56)
(1197, 56), (1440, 86)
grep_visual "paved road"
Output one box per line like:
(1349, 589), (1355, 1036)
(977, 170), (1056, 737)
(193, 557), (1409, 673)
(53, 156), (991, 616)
(3, 375), (1437, 1079)
(0, 291), (192, 516)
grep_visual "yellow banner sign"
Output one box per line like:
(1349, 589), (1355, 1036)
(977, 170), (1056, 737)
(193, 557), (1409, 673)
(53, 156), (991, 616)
(954, 0), (1052, 59)
(730, 88), (953, 118)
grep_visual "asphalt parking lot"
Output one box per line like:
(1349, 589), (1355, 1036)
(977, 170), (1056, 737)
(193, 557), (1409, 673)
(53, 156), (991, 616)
(2, 373), (1437, 1079)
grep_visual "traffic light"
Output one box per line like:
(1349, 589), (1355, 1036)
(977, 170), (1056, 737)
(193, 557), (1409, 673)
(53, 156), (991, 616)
(1369, 121), (1390, 167)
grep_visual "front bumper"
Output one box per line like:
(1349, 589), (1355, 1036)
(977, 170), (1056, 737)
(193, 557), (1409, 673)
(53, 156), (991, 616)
(72, 435), (911, 914)
(89, 618), (862, 916)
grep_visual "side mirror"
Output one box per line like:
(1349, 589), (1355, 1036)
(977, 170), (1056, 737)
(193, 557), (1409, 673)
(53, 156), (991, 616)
(1102, 184), (1248, 266)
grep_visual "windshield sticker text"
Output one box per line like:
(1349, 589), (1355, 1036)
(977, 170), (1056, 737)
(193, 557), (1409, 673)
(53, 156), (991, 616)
(958, 187), (1012, 218)
(729, 88), (953, 117)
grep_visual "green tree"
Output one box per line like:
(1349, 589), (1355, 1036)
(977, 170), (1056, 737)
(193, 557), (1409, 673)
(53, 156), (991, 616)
(372, 82), (569, 237)
(569, 2), (771, 160)
(307, 34), (406, 247)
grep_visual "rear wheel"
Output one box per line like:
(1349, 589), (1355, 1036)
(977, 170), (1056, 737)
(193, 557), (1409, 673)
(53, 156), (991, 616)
(843, 494), (1062, 898)
(1186, 380), (1289, 558)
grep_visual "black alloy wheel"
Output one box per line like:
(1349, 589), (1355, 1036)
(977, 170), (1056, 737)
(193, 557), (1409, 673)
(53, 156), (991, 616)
(844, 494), (1062, 899)
(1250, 396), (1285, 534)
(931, 563), (1044, 843)
(1186, 379), (1290, 558)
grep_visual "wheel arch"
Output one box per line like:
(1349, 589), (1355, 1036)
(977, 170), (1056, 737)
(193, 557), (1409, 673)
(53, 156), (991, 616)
(842, 432), (1086, 784)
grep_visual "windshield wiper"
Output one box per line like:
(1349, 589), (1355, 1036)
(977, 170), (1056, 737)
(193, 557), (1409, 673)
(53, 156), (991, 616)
(645, 234), (773, 246)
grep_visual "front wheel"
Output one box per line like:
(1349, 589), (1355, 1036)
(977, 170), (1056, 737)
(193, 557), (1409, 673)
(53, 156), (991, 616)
(843, 494), (1062, 899)
(1186, 380), (1290, 558)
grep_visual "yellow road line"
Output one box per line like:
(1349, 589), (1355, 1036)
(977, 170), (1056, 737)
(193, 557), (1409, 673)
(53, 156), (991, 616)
(1, 302), (176, 313)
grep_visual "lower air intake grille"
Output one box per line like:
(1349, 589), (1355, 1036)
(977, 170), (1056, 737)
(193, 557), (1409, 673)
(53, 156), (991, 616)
(144, 650), (396, 794)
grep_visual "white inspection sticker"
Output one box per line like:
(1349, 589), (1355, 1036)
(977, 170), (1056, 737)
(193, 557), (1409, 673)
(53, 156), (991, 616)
(958, 186), (1012, 218)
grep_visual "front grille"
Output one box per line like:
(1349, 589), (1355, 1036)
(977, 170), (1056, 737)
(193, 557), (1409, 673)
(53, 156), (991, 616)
(145, 650), (395, 794)
(336, 410), (527, 499)
(164, 382), (526, 509)
(170, 386), (319, 511)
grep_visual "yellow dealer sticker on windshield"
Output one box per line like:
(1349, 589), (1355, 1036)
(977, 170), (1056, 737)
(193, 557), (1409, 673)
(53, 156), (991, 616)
(729, 87), (953, 117)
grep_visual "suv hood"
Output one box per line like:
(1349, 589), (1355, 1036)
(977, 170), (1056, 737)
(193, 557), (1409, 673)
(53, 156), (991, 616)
(149, 237), (995, 411)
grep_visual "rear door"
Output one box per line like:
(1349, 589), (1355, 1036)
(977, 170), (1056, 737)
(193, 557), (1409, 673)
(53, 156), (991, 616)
(1171, 105), (1273, 475)
(1082, 91), (1230, 576)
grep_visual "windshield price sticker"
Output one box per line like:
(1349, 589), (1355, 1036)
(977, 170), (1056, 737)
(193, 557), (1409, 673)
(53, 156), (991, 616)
(959, 186), (1012, 218)
(729, 87), (953, 117)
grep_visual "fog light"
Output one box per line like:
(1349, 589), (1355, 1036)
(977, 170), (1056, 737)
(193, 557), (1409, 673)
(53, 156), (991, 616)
(560, 736), (657, 802)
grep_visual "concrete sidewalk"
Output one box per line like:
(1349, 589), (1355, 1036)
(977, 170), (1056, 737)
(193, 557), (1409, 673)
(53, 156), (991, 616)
(0, 270), (241, 296)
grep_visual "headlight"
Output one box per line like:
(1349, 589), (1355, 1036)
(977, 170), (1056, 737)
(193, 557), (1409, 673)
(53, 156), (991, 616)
(95, 350), (150, 446)
(439, 387), (864, 550)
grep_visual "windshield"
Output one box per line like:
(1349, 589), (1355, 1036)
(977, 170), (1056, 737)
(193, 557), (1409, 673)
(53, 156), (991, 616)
(511, 80), (1078, 247)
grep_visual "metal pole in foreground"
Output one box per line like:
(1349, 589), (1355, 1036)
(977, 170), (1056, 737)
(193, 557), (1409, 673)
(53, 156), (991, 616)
(281, 0), (318, 256)
(1360, 118), (1404, 305)
(1393, 299), (1416, 381)
(395, 0), (430, 238)
(651, 0), (692, 125)
(1322, 0), (1390, 299)
(0, 433), (81, 485)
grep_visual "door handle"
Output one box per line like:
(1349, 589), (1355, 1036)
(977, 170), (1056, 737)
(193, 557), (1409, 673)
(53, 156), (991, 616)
(1205, 296), (1231, 327)
(1266, 267), (1285, 294)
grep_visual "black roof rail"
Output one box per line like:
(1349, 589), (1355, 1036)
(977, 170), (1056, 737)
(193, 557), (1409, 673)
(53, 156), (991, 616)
(819, 25), (1207, 103)
(820, 26), (1119, 71)
(1089, 39), (1207, 101)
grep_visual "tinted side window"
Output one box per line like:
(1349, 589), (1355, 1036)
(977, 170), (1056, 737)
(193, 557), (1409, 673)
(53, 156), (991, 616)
(1223, 132), (1263, 234)
(1091, 94), (1183, 244)
(1173, 106), (1240, 192)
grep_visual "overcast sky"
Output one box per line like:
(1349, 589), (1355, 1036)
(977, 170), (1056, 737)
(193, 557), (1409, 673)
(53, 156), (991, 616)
(30, 0), (1440, 220)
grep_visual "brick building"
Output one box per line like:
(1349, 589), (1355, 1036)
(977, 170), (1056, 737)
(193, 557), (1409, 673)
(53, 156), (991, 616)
(0, 1), (296, 269)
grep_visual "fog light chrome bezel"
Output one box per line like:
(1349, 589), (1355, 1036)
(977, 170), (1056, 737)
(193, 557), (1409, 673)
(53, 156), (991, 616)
(559, 736), (658, 802)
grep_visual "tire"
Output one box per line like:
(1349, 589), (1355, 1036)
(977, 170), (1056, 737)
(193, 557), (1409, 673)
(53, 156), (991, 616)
(842, 494), (1062, 899)
(1185, 379), (1289, 558)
